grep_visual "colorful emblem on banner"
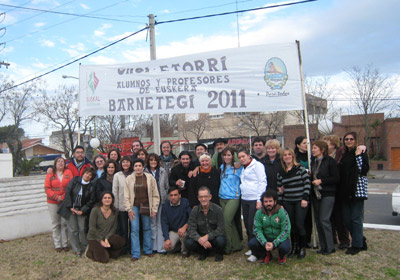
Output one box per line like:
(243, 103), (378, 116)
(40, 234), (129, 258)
(264, 57), (288, 90)
(88, 72), (99, 95)
(86, 72), (100, 105)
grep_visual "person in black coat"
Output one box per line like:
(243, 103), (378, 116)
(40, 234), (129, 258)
(58, 166), (97, 256)
(310, 140), (340, 255)
(188, 153), (220, 208)
(169, 151), (195, 199)
(95, 160), (118, 202)
(264, 139), (283, 192)
(338, 132), (369, 255)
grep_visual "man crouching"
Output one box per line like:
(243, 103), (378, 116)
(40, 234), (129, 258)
(248, 189), (291, 264)
(185, 186), (226, 261)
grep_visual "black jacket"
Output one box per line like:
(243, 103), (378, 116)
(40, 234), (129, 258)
(95, 174), (113, 202)
(169, 162), (195, 199)
(311, 155), (340, 197)
(188, 168), (220, 208)
(264, 155), (283, 192)
(58, 176), (96, 219)
(339, 148), (369, 200)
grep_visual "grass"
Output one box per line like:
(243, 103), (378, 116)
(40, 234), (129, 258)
(0, 229), (399, 280)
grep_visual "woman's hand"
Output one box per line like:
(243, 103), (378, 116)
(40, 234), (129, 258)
(277, 186), (284, 194)
(128, 210), (135, 221)
(150, 211), (157, 218)
(312, 179), (322, 186)
(300, 200), (308, 208)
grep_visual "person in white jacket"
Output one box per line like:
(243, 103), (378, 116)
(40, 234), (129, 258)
(238, 148), (267, 262)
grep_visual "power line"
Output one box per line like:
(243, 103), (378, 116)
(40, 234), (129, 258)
(156, 0), (317, 25)
(0, 26), (149, 94)
(1, 0), (317, 93)
(0, 2), (143, 24)
(3, 1), (144, 45)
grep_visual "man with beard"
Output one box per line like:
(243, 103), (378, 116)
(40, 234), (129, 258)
(248, 189), (291, 264)
(65, 145), (92, 177)
(169, 151), (195, 199)
(130, 140), (144, 160)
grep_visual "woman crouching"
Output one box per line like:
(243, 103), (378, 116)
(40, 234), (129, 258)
(86, 191), (125, 263)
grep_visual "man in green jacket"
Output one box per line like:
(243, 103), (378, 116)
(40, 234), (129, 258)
(248, 189), (291, 264)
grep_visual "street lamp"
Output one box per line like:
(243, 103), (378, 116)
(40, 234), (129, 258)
(62, 74), (81, 145)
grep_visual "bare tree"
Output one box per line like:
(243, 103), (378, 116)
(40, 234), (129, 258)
(181, 114), (209, 141)
(34, 85), (93, 157)
(96, 115), (124, 146)
(5, 82), (39, 175)
(346, 65), (394, 154)
(0, 75), (13, 124)
(263, 111), (286, 137)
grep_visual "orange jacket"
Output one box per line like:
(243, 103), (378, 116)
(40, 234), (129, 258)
(44, 169), (74, 204)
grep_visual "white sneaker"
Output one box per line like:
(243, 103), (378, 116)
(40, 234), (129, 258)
(244, 250), (252, 256)
(247, 255), (258, 262)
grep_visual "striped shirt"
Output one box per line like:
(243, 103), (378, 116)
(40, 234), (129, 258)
(277, 165), (311, 202)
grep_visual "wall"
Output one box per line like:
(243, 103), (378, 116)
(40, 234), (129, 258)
(0, 154), (13, 179)
(0, 175), (51, 241)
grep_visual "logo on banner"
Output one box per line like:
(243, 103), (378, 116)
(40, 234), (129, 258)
(86, 72), (100, 105)
(264, 57), (288, 90)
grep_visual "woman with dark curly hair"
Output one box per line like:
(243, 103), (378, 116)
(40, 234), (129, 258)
(86, 191), (126, 263)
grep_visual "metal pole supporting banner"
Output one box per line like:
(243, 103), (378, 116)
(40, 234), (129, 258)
(149, 14), (161, 154)
(296, 40), (317, 249)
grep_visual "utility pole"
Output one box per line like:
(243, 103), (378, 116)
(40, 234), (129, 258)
(149, 14), (161, 154)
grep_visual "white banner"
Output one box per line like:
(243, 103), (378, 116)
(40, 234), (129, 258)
(79, 43), (303, 117)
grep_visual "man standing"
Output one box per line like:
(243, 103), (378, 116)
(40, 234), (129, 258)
(248, 189), (291, 264)
(192, 143), (207, 167)
(185, 187), (226, 261)
(65, 145), (92, 177)
(251, 137), (267, 163)
(161, 186), (192, 258)
(169, 151), (195, 199)
(131, 140), (144, 160)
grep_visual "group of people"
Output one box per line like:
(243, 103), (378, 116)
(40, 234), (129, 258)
(44, 133), (369, 265)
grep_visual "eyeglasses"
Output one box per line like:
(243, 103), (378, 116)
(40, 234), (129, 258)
(344, 138), (355, 141)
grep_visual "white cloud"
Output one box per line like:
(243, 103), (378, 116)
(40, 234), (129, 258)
(35, 22), (46, 27)
(41, 40), (55, 47)
(32, 61), (50, 69)
(94, 24), (112, 37)
(63, 43), (86, 57)
(160, 9), (170, 14)
(88, 56), (116, 65)
(3, 46), (14, 54)
(80, 3), (90, 10)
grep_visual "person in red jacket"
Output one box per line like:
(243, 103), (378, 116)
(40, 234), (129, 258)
(65, 145), (92, 177)
(44, 157), (74, 252)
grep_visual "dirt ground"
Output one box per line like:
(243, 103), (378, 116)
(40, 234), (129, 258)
(0, 228), (399, 280)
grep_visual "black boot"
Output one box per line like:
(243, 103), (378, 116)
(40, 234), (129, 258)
(297, 235), (306, 259)
(361, 236), (368, 251)
(287, 234), (297, 258)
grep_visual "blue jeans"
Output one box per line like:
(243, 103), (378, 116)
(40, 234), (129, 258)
(342, 199), (364, 248)
(130, 206), (152, 259)
(248, 237), (291, 259)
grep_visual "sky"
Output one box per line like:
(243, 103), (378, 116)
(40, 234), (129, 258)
(0, 0), (399, 140)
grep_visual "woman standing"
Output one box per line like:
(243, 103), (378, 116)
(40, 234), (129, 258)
(219, 147), (243, 254)
(124, 159), (160, 261)
(237, 148), (266, 262)
(58, 167), (97, 256)
(277, 148), (310, 259)
(44, 157), (73, 252)
(160, 141), (178, 174)
(264, 139), (282, 191)
(188, 153), (220, 207)
(147, 153), (169, 253)
(338, 132), (369, 255)
(112, 156), (133, 255)
(310, 140), (339, 255)
(108, 148), (121, 166)
(86, 192), (126, 263)
(93, 155), (106, 178)
(294, 136), (309, 169)
(95, 160), (117, 202)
